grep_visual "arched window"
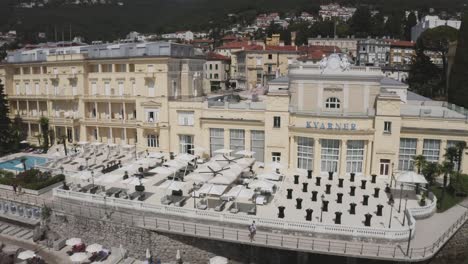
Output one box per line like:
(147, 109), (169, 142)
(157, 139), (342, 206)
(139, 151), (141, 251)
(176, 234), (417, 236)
(325, 97), (341, 109)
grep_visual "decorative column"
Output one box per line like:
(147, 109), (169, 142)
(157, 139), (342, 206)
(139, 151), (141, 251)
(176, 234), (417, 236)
(28, 123), (32, 138)
(94, 102), (98, 120)
(313, 138), (321, 175)
(122, 102), (126, 120)
(339, 139), (348, 176)
(108, 102), (112, 120)
(440, 139), (447, 164)
(365, 140), (373, 176)
(416, 138), (424, 156)
(26, 101), (30, 117)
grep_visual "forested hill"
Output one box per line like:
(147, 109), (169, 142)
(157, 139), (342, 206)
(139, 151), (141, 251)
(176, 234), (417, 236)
(0, 0), (466, 42)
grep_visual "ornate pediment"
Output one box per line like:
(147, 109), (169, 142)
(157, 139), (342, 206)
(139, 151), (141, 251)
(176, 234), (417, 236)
(319, 54), (351, 74)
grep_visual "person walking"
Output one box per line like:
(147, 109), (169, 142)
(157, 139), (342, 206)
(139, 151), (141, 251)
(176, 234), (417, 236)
(249, 221), (257, 242)
(12, 183), (17, 194)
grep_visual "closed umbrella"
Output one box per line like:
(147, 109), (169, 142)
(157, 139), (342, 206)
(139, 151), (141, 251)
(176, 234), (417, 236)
(86, 243), (103, 253)
(145, 248), (151, 259)
(66, 238), (82, 246)
(119, 244), (126, 258)
(176, 249), (181, 260)
(70, 252), (88, 263)
(17, 250), (36, 260)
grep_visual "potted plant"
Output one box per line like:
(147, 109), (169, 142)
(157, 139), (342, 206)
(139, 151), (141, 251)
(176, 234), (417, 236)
(135, 185), (145, 192)
(420, 193), (426, 206)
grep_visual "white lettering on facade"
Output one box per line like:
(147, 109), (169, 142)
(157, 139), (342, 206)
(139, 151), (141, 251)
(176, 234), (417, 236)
(306, 121), (357, 130)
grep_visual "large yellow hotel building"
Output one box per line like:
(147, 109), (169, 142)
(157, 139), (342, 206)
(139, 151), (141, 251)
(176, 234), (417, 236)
(1, 42), (468, 176)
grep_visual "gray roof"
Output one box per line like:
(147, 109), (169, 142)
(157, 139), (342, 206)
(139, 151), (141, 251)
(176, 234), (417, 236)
(269, 76), (289, 84)
(380, 77), (407, 87)
(407, 91), (432, 101)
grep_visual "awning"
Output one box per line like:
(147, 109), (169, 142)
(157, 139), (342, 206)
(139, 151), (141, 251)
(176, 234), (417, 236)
(396, 171), (428, 184)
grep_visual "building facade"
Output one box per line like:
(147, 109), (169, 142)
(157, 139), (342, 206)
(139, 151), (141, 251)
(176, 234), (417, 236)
(2, 51), (468, 175)
(308, 37), (360, 58)
(411, 15), (461, 42)
(357, 39), (391, 67)
(204, 52), (231, 91)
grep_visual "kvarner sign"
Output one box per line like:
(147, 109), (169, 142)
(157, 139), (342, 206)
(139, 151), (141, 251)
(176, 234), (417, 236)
(306, 121), (357, 130)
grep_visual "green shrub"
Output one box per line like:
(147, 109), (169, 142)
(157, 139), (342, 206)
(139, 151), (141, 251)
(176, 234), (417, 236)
(0, 169), (64, 190)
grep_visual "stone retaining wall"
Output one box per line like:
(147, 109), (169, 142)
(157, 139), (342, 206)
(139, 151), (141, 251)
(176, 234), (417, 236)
(47, 213), (301, 264)
(431, 221), (468, 264)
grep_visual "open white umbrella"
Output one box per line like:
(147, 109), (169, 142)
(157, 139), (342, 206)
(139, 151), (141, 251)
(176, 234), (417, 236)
(145, 248), (151, 259)
(20, 140), (29, 144)
(17, 250), (36, 260)
(121, 177), (147, 185)
(147, 152), (165, 159)
(235, 150), (255, 157)
(266, 162), (284, 170)
(70, 252), (88, 263)
(91, 142), (103, 147)
(77, 141), (89, 145)
(86, 243), (103, 253)
(176, 249), (181, 260)
(210, 256), (228, 264)
(213, 149), (233, 155)
(176, 153), (197, 162)
(257, 172), (281, 181)
(66, 238), (82, 246)
(396, 171), (428, 184)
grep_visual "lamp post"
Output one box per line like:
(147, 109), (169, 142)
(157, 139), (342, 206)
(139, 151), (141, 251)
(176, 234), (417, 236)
(193, 182), (197, 209)
(91, 170), (95, 188)
(402, 194), (409, 226)
(388, 200), (394, 228)
(390, 162), (394, 187)
(398, 183), (404, 213)
(407, 227), (413, 256)
(320, 194), (325, 223)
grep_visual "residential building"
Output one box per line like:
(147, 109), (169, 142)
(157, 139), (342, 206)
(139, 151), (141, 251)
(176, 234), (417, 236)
(161, 31), (194, 42)
(3, 52), (468, 174)
(308, 37), (361, 58)
(319, 4), (357, 21)
(387, 40), (415, 67)
(255, 13), (281, 28)
(411, 15), (461, 42)
(357, 39), (391, 67)
(1, 42), (204, 148)
(204, 52), (231, 91)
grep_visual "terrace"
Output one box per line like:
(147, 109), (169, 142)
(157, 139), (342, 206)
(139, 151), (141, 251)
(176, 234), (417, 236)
(51, 147), (437, 242)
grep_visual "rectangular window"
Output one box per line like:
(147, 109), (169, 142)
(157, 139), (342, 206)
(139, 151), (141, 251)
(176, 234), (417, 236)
(268, 54), (273, 60)
(273, 116), (281, 128)
(129, 64), (135, 72)
(209, 64), (213, 70)
(147, 64), (154, 73)
(210, 128), (224, 156)
(115, 64), (127, 73)
(384, 121), (392, 133)
(179, 135), (194, 154)
(256, 58), (262, 66)
(346, 140), (364, 173)
(178, 111), (194, 126)
(22, 67), (31, 75)
(398, 138), (417, 171)
(272, 152), (281, 162)
(251, 130), (265, 162)
(215, 64), (218, 70)
(118, 81), (124, 96)
(321, 139), (340, 172)
(104, 82), (110, 95)
(297, 137), (313, 170)
(147, 134), (159, 147)
(101, 64), (112, 73)
(89, 65), (99, 73)
(423, 139), (441, 162)
(230, 129), (245, 155)
(91, 82), (97, 95)
(145, 109), (159, 122)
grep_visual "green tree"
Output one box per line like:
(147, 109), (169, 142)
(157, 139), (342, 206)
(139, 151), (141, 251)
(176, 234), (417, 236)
(350, 6), (372, 37)
(445, 146), (458, 169)
(419, 26), (459, 97)
(384, 12), (405, 39)
(422, 162), (439, 186)
(39, 117), (50, 152)
(455, 141), (467, 173)
(448, 10), (468, 108)
(413, 155), (426, 174)
(407, 40), (443, 98)
(438, 160), (454, 206)
(0, 80), (11, 154)
(404, 12), (417, 40)
(59, 135), (68, 156)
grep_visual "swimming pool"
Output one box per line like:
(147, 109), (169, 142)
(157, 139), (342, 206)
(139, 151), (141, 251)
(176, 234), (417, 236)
(0, 156), (48, 171)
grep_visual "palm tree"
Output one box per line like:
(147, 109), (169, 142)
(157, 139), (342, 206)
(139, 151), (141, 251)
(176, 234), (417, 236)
(413, 155), (426, 174)
(422, 162), (439, 186)
(34, 133), (42, 146)
(444, 146), (458, 170)
(39, 117), (49, 152)
(19, 157), (27, 172)
(438, 161), (454, 206)
(455, 141), (467, 172)
(59, 135), (68, 156)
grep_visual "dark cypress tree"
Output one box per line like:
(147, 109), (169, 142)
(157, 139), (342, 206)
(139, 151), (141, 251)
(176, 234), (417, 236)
(448, 10), (468, 107)
(404, 12), (417, 41)
(0, 80), (11, 154)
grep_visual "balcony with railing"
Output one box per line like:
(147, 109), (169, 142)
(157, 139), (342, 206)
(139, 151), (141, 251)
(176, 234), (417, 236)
(289, 106), (375, 117)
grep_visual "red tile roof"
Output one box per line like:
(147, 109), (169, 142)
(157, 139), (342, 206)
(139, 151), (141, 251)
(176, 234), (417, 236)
(221, 35), (237, 41)
(206, 52), (231, 61)
(216, 41), (251, 50)
(385, 39), (415, 48)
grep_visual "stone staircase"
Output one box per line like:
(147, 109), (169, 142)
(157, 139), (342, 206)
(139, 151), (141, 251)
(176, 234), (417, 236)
(0, 221), (34, 241)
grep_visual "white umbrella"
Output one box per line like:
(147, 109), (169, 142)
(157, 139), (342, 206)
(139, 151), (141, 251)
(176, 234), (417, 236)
(257, 172), (281, 181)
(66, 238), (82, 246)
(235, 150), (255, 157)
(52, 152), (62, 158)
(121, 177), (147, 185)
(20, 140), (29, 144)
(91, 142), (103, 146)
(176, 249), (181, 260)
(86, 243), (103, 253)
(145, 248), (151, 259)
(149, 166), (174, 175)
(214, 149), (233, 154)
(190, 146), (206, 153)
(176, 153), (196, 162)
(17, 250), (36, 260)
(77, 141), (89, 145)
(249, 180), (275, 193)
(108, 143), (117, 148)
(396, 171), (428, 184)
(70, 252), (88, 263)
(210, 256), (228, 264)
(147, 152), (165, 159)
(266, 162), (284, 170)
(122, 144), (134, 149)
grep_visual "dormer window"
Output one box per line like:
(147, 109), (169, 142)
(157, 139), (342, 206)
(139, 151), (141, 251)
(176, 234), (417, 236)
(325, 97), (341, 109)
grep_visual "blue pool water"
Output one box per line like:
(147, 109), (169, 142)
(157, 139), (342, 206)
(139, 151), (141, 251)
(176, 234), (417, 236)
(0, 156), (48, 171)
